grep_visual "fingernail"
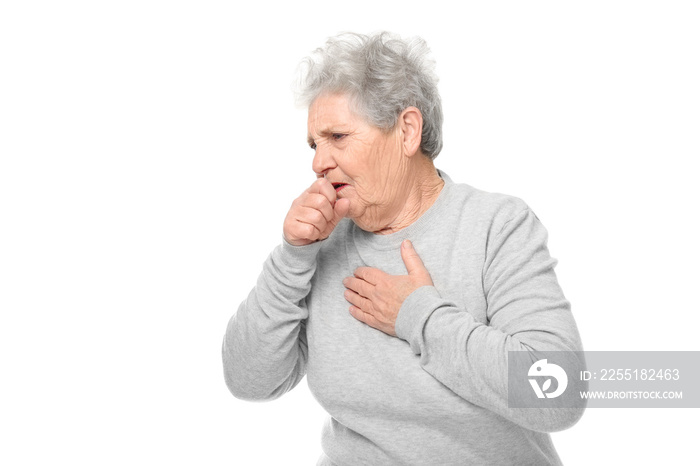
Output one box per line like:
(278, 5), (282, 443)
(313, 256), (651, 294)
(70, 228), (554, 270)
(402, 239), (412, 249)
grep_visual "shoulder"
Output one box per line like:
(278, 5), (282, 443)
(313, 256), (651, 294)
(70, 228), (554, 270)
(445, 180), (531, 234)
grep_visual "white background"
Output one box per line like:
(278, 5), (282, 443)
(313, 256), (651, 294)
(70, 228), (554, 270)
(1, 1), (698, 464)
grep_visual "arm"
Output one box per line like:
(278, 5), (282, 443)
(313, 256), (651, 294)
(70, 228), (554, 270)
(223, 178), (348, 401)
(222, 240), (321, 401)
(394, 207), (584, 432)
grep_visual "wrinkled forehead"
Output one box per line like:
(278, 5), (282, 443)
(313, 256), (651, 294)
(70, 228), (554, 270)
(307, 93), (363, 135)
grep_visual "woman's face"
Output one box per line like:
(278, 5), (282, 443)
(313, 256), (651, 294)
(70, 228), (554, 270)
(307, 93), (410, 232)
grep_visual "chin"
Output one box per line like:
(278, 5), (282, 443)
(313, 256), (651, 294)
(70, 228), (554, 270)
(345, 202), (376, 228)
(348, 215), (375, 232)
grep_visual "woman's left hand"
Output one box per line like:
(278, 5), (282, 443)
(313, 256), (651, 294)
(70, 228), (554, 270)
(343, 240), (433, 337)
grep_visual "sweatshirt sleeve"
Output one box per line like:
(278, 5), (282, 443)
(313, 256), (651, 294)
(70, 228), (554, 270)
(394, 207), (585, 432)
(222, 239), (322, 401)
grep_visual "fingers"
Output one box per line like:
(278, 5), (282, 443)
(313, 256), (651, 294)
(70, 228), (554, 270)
(307, 177), (337, 206)
(295, 206), (328, 234)
(289, 219), (322, 243)
(283, 178), (347, 246)
(296, 178), (350, 238)
(400, 240), (429, 278)
(328, 198), (350, 229)
(343, 276), (372, 299)
(349, 305), (383, 330)
(348, 304), (396, 337)
(353, 266), (385, 285)
(344, 288), (371, 310)
(300, 193), (335, 223)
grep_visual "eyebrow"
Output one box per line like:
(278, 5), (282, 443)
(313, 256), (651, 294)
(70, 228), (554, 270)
(307, 126), (351, 147)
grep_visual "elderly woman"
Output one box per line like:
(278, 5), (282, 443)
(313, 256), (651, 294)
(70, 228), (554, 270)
(222, 32), (584, 465)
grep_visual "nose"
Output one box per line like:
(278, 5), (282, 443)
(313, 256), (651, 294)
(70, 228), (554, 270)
(311, 143), (337, 178)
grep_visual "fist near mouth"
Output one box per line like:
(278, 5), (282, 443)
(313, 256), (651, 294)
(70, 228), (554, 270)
(283, 178), (351, 246)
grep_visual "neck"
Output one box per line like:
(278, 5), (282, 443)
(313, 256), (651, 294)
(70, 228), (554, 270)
(374, 156), (445, 235)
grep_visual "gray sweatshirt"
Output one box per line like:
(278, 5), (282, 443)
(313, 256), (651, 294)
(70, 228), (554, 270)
(223, 171), (584, 465)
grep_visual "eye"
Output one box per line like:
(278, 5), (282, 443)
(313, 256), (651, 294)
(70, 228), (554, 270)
(332, 133), (346, 141)
(309, 142), (317, 150)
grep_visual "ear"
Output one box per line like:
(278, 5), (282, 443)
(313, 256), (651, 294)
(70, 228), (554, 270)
(398, 106), (423, 157)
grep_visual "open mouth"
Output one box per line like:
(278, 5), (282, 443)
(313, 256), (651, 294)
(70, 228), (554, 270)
(332, 183), (349, 193)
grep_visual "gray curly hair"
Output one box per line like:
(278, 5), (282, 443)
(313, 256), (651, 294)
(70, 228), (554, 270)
(295, 32), (443, 159)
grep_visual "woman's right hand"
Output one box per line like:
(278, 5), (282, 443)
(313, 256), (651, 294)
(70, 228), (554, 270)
(283, 178), (350, 246)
